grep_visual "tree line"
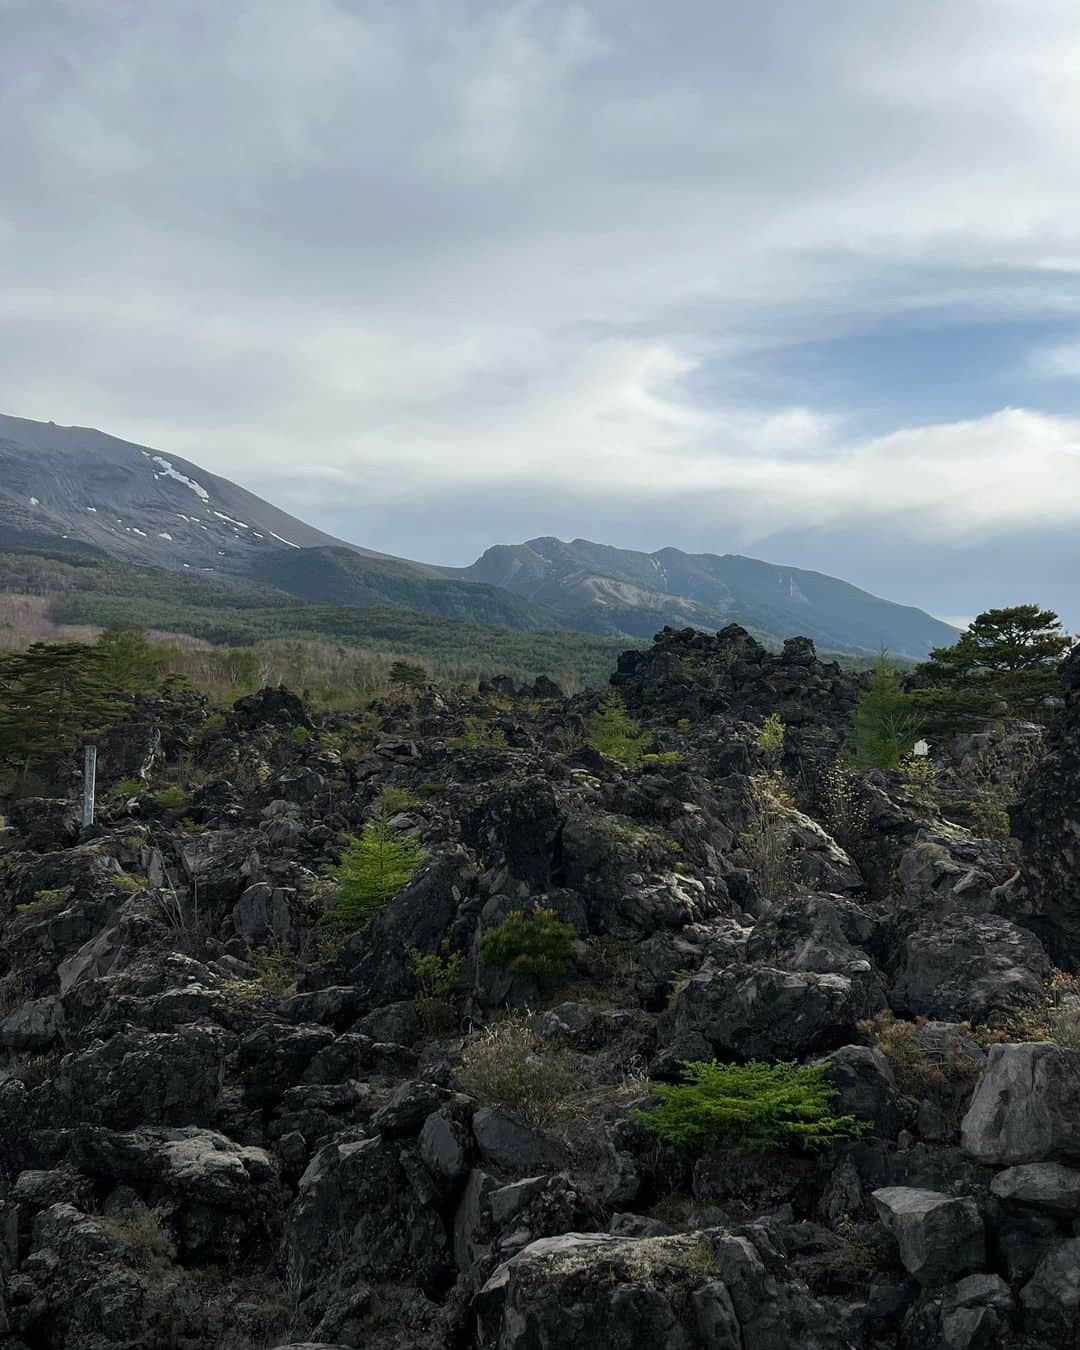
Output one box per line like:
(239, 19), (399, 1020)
(0, 625), (163, 793)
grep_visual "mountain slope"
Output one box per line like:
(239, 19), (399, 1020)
(0, 412), (958, 657)
(447, 536), (959, 658)
(245, 545), (558, 631)
(0, 412), (374, 572)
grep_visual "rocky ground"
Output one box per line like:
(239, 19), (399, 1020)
(0, 625), (1078, 1350)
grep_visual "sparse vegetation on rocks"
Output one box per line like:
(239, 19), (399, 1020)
(0, 615), (1075, 1350)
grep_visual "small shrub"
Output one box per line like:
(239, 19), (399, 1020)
(943, 733), (1043, 841)
(17, 887), (70, 917)
(833, 1214), (880, 1282)
(666, 967), (696, 1010)
(897, 753), (939, 808)
(377, 785), (420, 817)
(739, 772), (796, 900)
(587, 696), (652, 765)
(328, 821), (428, 933)
(248, 937), (301, 995)
(145, 890), (215, 959)
(1003, 969), (1080, 1049)
(633, 1059), (867, 1151)
(580, 934), (639, 993)
(290, 724), (312, 746)
(757, 713), (785, 753)
(478, 908), (577, 991)
(113, 776), (144, 798)
(858, 1011), (985, 1126)
(449, 717), (508, 749)
(155, 785), (188, 811)
(457, 1013), (578, 1127)
(409, 942), (462, 1037)
(648, 1189), (693, 1231)
(390, 659), (428, 689)
(818, 761), (870, 856)
(99, 1202), (176, 1274)
(0, 971), (32, 1016)
(847, 652), (917, 769)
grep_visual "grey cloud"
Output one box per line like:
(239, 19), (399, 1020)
(2, 0), (1079, 626)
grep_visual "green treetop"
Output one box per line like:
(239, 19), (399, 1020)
(0, 641), (127, 786)
(917, 605), (1073, 722)
(847, 652), (917, 769)
(329, 820), (428, 932)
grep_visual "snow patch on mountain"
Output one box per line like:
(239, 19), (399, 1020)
(152, 455), (210, 502)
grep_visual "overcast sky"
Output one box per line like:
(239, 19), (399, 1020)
(3, 1), (1080, 627)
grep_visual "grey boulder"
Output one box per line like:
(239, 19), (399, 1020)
(472, 1107), (563, 1173)
(1019, 1236), (1080, 1335)
(961, 1041), (1080, 1164)
(670, 962), (885, 1061)
(872, 1187), (985, 1286)
(990, 1160), (1080, 1215)
(892, 914), (1050, 1024)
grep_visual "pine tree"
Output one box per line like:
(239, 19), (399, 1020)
(478, 908), (577, 990)
(847, 652), (918, 769)
(328, 821), (428, 932)
(917, 605), (1073, 722)
(587, 695), (652, 765)
(96, 624), (163, 695)
(633, 1059), (867, 1151)
(0, 642), (126, 786)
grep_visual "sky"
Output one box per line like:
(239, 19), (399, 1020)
(2, 0), (1080, 629)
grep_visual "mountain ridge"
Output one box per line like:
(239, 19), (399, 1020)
(0, 412), (958, 657)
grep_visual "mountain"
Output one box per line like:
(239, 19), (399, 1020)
(0, 412), (374, 571)
(244, 545), (557, 631)
(445, 536), (959, 658)
(0, 412), (958, 657)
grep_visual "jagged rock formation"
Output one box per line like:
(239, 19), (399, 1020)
(0, 624), (1075, 1349)
(1011, 644), (1080, 964)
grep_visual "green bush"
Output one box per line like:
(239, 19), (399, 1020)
(449, 716), (507, 749)
(478, 907), (577, 990)
(587, 695), (651, 765)
(757, 713), (785, 753)
(114, 776), (144, 798)
(155, 785), (189, 810)
(377, 785), (420, 817)
(409, 942), (462, 1036)
(390, 659), (428, 689)
(290, 725), (311, 746)
(633, 1059), (867, 1151)
(329, 821), (428, 932)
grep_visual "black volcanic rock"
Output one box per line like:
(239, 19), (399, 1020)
(1011, 645), (1080, 965)
(1, 632), (1078, 1350)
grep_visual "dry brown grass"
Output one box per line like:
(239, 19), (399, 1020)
(738, 771), (798, 900)
(1001, 969), (1080, 1049)
(99, 1202), (177, 1274)
(0, 970), (33, 1017)
(457, 1010), (650, 1164)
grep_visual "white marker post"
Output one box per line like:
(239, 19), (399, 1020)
(83, 745), (97, 828)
